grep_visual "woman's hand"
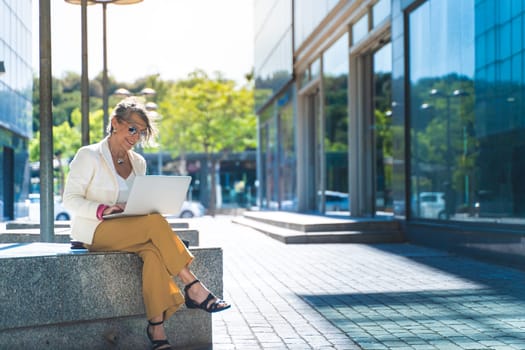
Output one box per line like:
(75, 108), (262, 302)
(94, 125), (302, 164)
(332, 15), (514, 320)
(103, 203), (126, 216)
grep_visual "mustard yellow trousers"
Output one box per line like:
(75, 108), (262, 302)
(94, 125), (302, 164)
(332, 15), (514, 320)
(88, 213), (194, 320)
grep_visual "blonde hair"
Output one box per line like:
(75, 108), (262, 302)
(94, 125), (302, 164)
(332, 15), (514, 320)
(107, 97), (158, 147)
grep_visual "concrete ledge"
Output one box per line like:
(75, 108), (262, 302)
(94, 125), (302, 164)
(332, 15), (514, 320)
(242, 211), (400, 232)
(233, 213), (405, 244)
(6, 218), (190, 230)
(0, 228), (72, 243)
(6, 221), (71, 229)
(0, 228), (199, 247)
(177, 229), (199, 247)
(0, 243), (222, 349)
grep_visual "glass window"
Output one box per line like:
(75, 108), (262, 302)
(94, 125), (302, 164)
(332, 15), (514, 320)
(323, 33), (349, 214)
(373, 0), (391, 27)
(511, 15), (523, 55)
(299, 69), (310, 89)
(311, 58), (321, 81)
(498, 0), (512, 23)
(373, 43), (393, 214)
(300, 58), (321, 89)
(0, 0), (33, 220)
(262, 107), (278, 209)
(408, 0), (525, 223)
(352, 14), (368, 45)
(257, 88), (296, 211)
(254, 0), (293, 110)
(499, 22), (512, 60)
(278, 89), (297, 211)
(294, 0), (340, 49)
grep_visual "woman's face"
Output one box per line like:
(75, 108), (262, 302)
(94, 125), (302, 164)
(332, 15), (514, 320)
(112, 112), (148, 150)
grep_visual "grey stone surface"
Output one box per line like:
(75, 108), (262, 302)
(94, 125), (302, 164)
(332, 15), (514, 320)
(6, 220), (71, 230)
(234, 214), (405, 244)
(242, 210), (400, 232)
(192, 215), (525, 350)
(1, 228), (199, 246)
(0, 228), (72, 243)
(0, 314), (212, 349)
(174, 229), (199, 246)
(166, 218), (190, 229)
(5, 217), (190, 230)
(0, 244), (222, 349)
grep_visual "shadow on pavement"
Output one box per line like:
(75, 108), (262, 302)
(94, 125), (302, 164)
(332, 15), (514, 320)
(302, 289), (525, 349)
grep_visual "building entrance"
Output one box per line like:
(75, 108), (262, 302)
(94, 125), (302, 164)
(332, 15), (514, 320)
(349, 36), (392, 217)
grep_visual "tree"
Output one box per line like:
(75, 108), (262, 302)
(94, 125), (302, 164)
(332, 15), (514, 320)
(159, 70), (256, 212)
(29, 108), (104, 163)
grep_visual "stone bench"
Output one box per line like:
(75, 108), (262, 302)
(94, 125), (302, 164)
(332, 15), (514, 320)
(6, 217), (191, 230)
(1, 226), (199, 247)
(0, 242), (222, 349)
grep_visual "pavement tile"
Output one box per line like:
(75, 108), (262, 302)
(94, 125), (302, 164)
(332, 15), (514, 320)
(191, 216), (525, 350)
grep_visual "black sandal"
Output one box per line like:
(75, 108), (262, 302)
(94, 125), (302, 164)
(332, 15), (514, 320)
(146, 320), (172, 350)
(184, 279), (231, 313)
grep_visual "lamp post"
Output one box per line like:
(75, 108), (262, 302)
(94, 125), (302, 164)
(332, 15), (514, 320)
(39, 0), (55, 241)
(429, 88), (469, 219)
(65, 0), (143, 138)
(415, 103), (434, 217)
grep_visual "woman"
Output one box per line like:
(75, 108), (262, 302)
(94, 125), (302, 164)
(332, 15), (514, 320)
(63, 97), (230, 350)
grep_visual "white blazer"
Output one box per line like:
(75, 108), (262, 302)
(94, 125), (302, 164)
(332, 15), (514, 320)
(63, 137), (147, 244)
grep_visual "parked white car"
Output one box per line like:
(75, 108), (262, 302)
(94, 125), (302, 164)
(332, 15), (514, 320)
(324, 191), (350, 212)
(27, 193), (71, 221)
(26, 193), (205, 221)
(413, 192), (446, 219)
(178, 201), (206, 218)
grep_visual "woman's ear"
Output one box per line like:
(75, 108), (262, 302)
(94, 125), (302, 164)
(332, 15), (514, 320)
(110, 118), (117, 133)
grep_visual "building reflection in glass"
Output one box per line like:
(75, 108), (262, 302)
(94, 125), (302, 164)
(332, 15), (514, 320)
(408, 0), (525, 222)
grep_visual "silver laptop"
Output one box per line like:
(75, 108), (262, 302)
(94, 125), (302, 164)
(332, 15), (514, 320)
(103, 175), (192, 219)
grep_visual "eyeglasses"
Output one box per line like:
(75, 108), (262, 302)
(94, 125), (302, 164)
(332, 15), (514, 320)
(123, 120), (148, 139)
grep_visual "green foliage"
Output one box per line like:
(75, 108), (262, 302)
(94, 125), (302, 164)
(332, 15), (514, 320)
(410, 74), (476, 195)
(324, 75), (348, 152)
(32, 70), (256, 165)
(30, 91), (112, 163)
(158, 70), (256, 158)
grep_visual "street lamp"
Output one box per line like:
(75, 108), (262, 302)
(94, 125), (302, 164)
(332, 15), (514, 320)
(414, 102), (435, 217)
(113, 87), (131, 97)
(65, 0), (143, 138)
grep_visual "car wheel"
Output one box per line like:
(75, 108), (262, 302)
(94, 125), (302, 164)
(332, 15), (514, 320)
(437, 211), (447, 220)
(180, 210), (194, 218)
(56, 213), (70, 221)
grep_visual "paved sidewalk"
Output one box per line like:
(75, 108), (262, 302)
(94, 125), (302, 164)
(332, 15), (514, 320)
(191, 216), (525, 350)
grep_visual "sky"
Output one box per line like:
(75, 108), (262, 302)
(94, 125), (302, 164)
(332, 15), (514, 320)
(32, 0), (254, 85)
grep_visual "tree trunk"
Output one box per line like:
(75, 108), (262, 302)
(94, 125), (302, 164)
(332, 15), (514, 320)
(208, 152), (216, 216)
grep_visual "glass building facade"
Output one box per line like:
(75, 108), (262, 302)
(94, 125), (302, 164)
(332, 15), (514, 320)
(254, 0), (296, 210)
(405, 0), (525, 223)
(0, 0), (33, 220)
(254, 0), (293, 111)
(255, 0), (525, 266)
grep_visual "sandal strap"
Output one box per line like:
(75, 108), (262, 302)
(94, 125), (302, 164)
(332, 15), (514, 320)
(184, 279), (200, 292)
(148, 319), (164, 326)
(199, 293), (215, 310)
(208, 298), (228, 312)
(200, 293), (229, 312)
(152, 339), (171, 350)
